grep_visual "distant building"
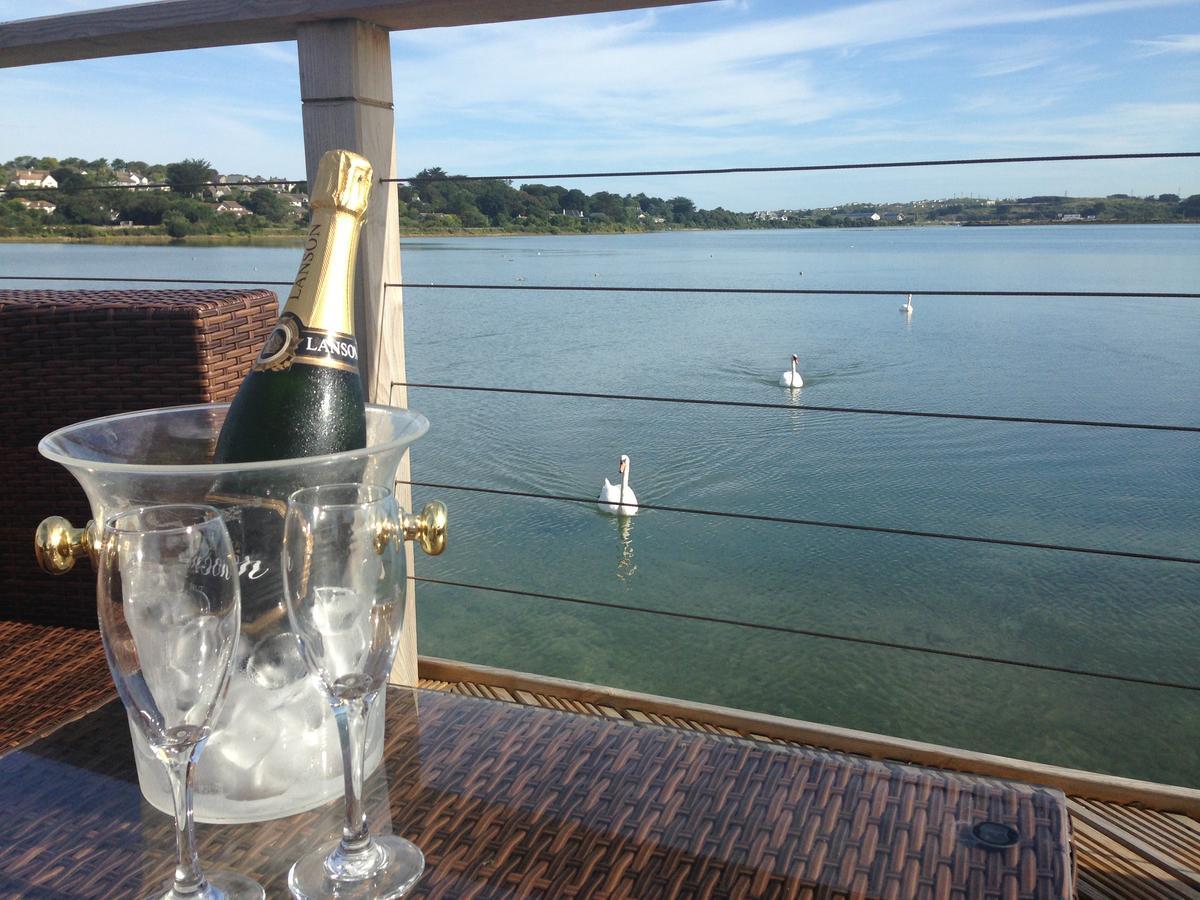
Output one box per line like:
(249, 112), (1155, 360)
(560, 209), (584, 218)
(9, 169), (57, 189)
(1059, 213), (1083, 222)
(844, 211), (881, 221)
(110, 170), (146, 188)
(17, 198), (56, 214)
(215, 200), (251, 217)
(881, 212), (904, 222)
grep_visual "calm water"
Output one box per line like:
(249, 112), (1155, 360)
(5, 225), (1199, 785)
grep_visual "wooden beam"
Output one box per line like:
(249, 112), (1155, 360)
(298, 17), (398, 403)
(419, 655), (1200, 816)
(297, 18), (418, 686)
(0, 0), (714, 68)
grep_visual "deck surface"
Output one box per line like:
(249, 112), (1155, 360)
(1, 621), (1195, 898)
(419, 675), (1200, 899)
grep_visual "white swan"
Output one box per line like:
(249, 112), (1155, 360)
(597, 454), (639, 516)
(900, 293), (914, 314)
(779, 354), (803, 388)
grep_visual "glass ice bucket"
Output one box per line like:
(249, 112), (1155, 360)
(36, 402), (433, 823)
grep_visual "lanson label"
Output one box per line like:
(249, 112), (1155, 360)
(253, 312), (359, 373)
(294, 327), (359, 371)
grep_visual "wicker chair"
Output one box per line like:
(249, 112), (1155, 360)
(0, 289), (276, 752)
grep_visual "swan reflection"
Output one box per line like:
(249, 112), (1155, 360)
(615, 517), (637, 583)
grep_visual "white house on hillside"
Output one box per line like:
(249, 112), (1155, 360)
(9, 169), (57, 189)
(215, 199), (251, 217)
(17, 198), (56, 214)
(110, 170), (146, 188)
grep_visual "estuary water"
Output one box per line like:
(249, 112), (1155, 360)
(5, 225), (1199, 785)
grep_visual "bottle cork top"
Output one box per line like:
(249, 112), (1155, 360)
(309, 149), (373, 216)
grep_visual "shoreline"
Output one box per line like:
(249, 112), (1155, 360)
(1, 219), (1195, 246)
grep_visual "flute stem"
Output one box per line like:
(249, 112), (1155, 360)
(335, 694), (371, 852)
(162, 745), (205, 896)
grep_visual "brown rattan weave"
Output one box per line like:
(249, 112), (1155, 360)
(0, 620), (113, 754)
(0, 289), (277, 627)
(0, 687), (1073, 899)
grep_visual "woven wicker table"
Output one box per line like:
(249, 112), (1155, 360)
(0, 680), (1072, 899)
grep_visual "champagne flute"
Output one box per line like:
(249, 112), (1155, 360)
(98, 504), (264, 900)
(282, 483), (424, 899)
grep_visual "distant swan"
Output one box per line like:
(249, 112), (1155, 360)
(900, 293), (914, 314)
(780, 354), (803, 388)
(597, 454), (639, 516)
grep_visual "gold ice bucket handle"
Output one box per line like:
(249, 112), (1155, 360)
(403, 500), (448, 557)
(36, 501), (448, 574)
(377, 501), (448, 557)
(34, 516), (100, 575)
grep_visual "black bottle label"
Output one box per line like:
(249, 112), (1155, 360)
(253, 312), (359, 374)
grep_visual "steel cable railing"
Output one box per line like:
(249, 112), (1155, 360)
(5, 277), (1195, 434)
(6, 151), (1192, 192)
(380, 150), (1200, 183)
(7, 146), (1197, 692)
(385, 283), (1200, 300)
(392, 381), (1200, 433)
(397, 479), (1200, 566)
(0, 275), (295, 287)
(6, 275), (1199, 300)
(409, 576), (1200, 693)
(4, 179), (301, 193)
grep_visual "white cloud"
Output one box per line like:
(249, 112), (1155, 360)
(1133, 33), (1200, 53)
(390, 0), (1186, 137)
(972, 37), (1075, 77)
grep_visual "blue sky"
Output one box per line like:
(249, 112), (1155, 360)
(1, 0), (1197, 210)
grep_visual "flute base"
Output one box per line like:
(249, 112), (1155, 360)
(144, 869), (265, 900)
(288, 835), (424, 899)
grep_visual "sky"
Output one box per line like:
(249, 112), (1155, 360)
(0, 0), (1197, 211)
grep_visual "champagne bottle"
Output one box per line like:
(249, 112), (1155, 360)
(214, 149), (371, 463)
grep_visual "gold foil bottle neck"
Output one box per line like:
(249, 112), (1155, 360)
(310, 149), (372, 217)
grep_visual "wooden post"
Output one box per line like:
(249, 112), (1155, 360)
(297, 19), (418, 686)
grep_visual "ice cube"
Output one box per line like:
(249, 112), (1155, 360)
(259, 699), (338, 782)
(160, 613), (230, 715)
(245, 632), (311, 708)
(207, 682), (279, 770)
(306, 586), (372, 677)
(311, 586), (362, 633)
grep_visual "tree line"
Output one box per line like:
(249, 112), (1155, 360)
(398, 167), (748, 232)
(0, 157), (302, 239)
(2, 155), (1197, 240)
